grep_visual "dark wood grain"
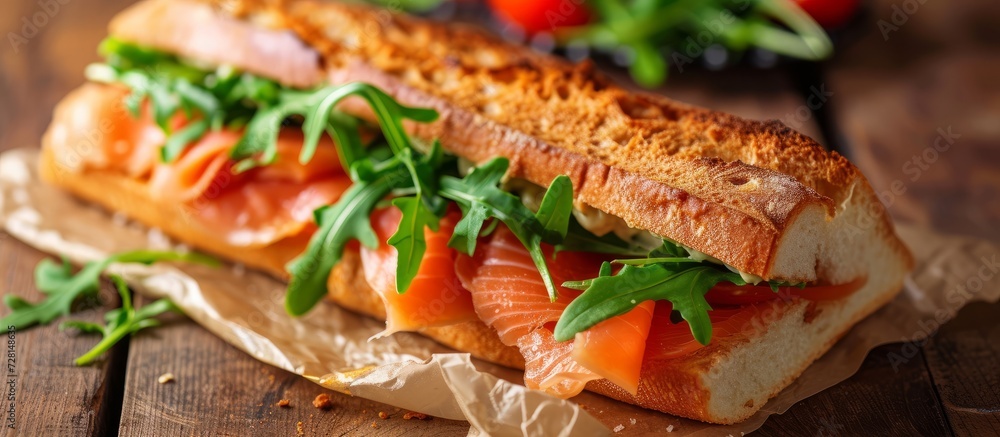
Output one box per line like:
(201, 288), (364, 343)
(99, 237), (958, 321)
(0, 235), (125, 436)
(757, 344), (953, 436)
(117, 296), (470, 437)
(923, 302), (1000, 436)
(824, 0), (1000, 436)
(826, 0), (1000, 243)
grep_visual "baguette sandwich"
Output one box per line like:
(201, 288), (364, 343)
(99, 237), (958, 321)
(40, 0), (912, 424)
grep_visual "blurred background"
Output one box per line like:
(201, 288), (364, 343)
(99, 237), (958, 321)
(1, 0), (998, 435)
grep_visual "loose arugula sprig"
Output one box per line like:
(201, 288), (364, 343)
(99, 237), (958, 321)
(61, 276), (181, 366)
(0, 250), (216, 331)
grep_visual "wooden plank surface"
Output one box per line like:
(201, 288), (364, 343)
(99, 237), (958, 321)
(826, 0), (1000, 243)
(0, 236), (125, 436)
(923, 302), (1000, 436)
(117, 296), (470, 437)
(825, 0), (1000, 435)
(757, 344), (953, 436)
(2, 1), (134, 433)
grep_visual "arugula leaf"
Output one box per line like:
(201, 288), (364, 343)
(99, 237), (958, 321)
(231, 82), (437, 176)
(283, 83), (443, 310)
(229, 97), (309, 172)
(61, 275), (180, 366)
(387, 196), (441, 293)
(768, 280), (808, 292)
(441, 158), (574, 301)
(0, 250), (215, 331)
(554, 264), (745, 345)
(160, 119), (209, 162)
(556, 0), (832, 87)
(285, 163), (411, 315)
(613, 257), (699, 266)
(649, 239), (688, 258)
(443, 160), (507, 256)
(299, 82), (437, 164)
(533, 175), (574, 241)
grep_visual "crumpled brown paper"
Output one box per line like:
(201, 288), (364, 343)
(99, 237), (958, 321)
(2, 148), (997, 436)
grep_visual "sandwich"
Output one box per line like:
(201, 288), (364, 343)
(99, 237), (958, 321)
(40, 0), (913, 424)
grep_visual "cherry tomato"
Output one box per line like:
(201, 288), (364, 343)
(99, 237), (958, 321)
(487, 0), (592, 34)
(794, 0), (860, 28)
(705, 276), (867, 306)
(644, 302), (763, 361)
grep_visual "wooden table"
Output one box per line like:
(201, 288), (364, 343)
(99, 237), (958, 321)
(2, 0), (998, 435)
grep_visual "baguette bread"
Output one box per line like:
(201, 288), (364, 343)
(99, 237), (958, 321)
(38, 0), (913, 424)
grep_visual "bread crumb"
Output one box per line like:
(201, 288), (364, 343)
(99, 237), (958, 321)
(402, 411), (430, 420)
(667, 425), (674, 432)
(157, 373), (175, 384)
(312, 394), (333, 410)
(370, 421), (378, 429)
(296, 421), (304, 436)
(629, 418), (636, 425)
(613, 424), (625, 432)
(378, 411), (389, 420)
(277, 399), (291, 408)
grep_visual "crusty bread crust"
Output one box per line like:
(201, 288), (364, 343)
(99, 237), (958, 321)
(40, 125), (905, 423)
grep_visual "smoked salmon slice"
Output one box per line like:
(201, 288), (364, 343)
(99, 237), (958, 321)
(644, 301), (764, 361)
(360, 207), (478, 336)
(149, 128), (343, 202)
(46, 83), (168, 177)
(455, 226), (654, 397)
(190, 176), (352, 246)
(52, 83), (352, 247)
(572, 298), (654, 394)
(150, 127), (348, 246)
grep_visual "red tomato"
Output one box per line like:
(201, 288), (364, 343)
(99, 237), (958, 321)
(705, 276), (867, 306)
(794, 0), (860, 28)
(644, 302), (763, 361)
(487, 0), (591, 34)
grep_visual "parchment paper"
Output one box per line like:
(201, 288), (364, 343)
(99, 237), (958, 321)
(1, 148), (997, 436)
